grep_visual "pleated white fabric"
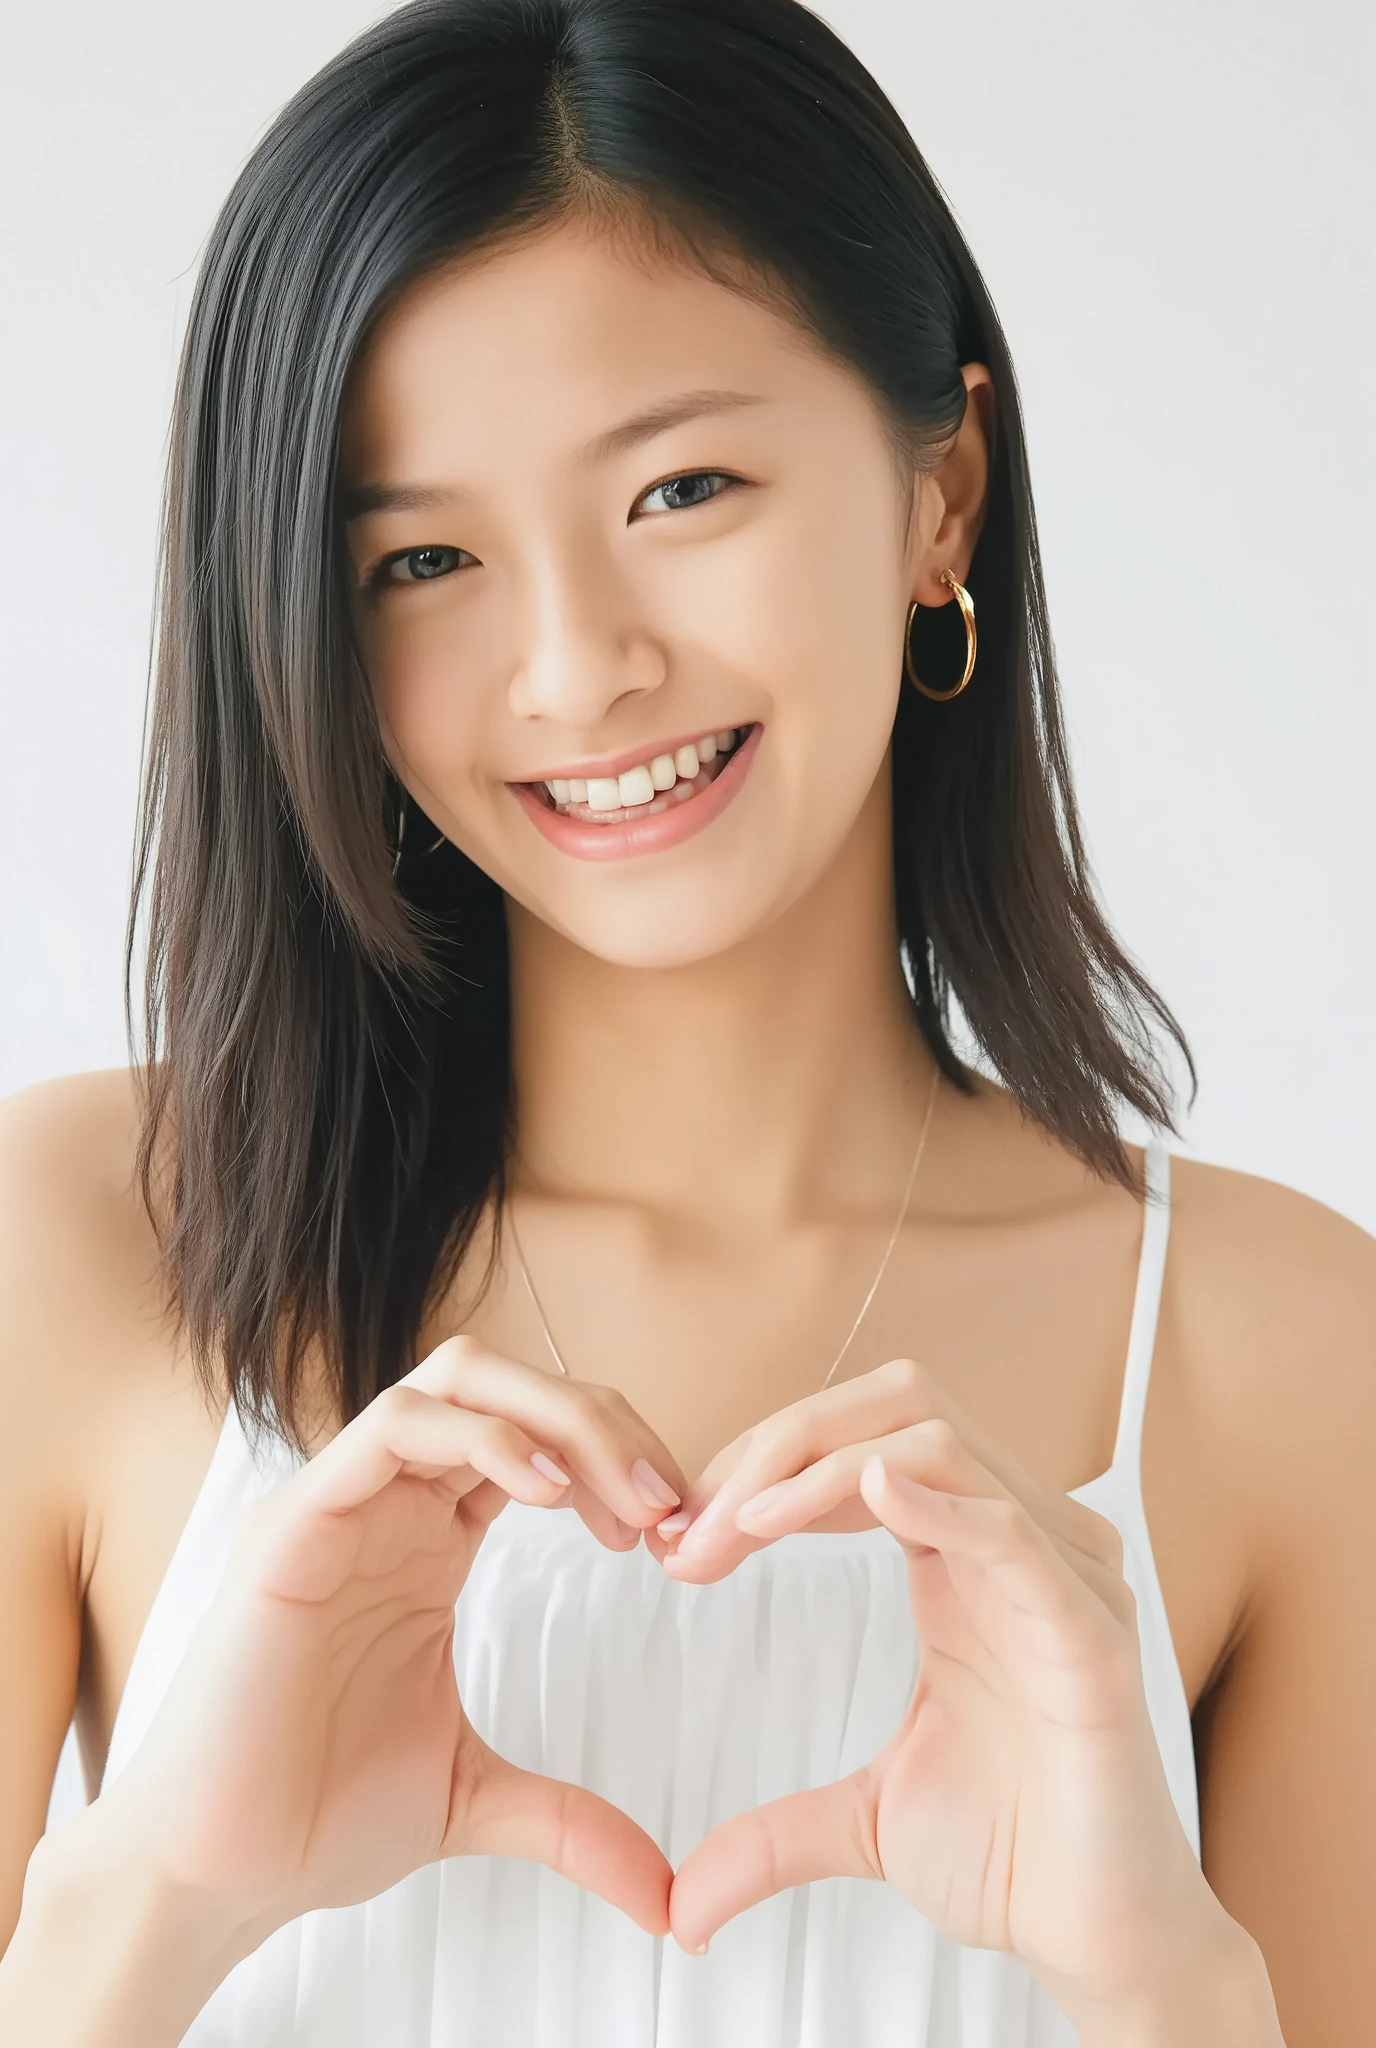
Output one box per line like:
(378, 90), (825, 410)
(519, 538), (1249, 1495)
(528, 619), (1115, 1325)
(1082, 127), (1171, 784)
(97, 1136), (1197, 2047)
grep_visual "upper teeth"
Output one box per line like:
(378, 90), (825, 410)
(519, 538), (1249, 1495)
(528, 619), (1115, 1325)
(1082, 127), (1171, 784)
(545, 730), (739, 811)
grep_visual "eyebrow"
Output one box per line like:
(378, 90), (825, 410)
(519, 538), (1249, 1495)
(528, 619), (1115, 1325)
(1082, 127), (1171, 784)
(340, 387), (769, 521)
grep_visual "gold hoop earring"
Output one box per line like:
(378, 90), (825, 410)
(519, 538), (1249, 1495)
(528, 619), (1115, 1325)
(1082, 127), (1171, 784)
(905, 568), (976, 701)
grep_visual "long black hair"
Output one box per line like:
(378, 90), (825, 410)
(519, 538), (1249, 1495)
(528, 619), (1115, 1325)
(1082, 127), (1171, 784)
(126, 0), (1194, 1457)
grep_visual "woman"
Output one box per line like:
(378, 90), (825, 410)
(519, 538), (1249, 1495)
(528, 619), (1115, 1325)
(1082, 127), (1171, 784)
(0, 0), (1369, 2040)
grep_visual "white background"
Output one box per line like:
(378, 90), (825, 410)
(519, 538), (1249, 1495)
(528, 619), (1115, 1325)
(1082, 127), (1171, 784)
(2, 0), (1372, 1245)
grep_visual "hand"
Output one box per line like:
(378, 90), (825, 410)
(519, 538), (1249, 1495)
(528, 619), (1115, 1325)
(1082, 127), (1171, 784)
(91, 1336), (687, 1950)
(660, 1357), (1223, 2012)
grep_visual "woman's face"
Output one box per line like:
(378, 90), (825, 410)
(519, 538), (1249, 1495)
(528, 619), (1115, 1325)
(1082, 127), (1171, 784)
(338, 215), (986, 968)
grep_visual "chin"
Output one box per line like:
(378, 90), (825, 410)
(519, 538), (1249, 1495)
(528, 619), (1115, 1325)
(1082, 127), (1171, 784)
(472, 746), (878, 969)
(543, 892), (774, 972)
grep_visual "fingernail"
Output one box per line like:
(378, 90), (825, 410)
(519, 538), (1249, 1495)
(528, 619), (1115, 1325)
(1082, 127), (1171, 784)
(530, 1452), (572, 1486)
(735, 1481), (789, 1524)
(672, 1497), (728, 1559)
(631, 1458), (681, 1511)
(615, 1517), (641, 1544)
(695, 1941), (709, 1956)
(656, 1510), (692, 1537)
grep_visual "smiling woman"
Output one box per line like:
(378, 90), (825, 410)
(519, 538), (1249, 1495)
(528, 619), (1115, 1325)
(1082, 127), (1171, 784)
(0, 0), (1371, 2045)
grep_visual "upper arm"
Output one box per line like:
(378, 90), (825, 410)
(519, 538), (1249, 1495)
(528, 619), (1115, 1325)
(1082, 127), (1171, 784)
(0, 1070), (150, 1955)
(1181, 1166), (1376, 2048)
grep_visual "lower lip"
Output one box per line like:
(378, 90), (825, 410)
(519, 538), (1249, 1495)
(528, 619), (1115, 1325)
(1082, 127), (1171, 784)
(508, 723), (763, 863)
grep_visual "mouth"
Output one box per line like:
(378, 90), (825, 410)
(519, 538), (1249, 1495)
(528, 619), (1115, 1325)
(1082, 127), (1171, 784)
(525, 725), (750, 823)
(507, 723), (762, 862)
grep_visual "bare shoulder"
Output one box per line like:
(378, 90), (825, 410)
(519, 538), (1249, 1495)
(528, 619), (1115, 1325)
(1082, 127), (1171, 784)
(1159, 1168), (1376, 2033)
(0, 1063), (154, 1216)
(0, 1066), (196, 1937)
(0, 1065), (189, 1487)
(1165, 1150), (1376, 1550)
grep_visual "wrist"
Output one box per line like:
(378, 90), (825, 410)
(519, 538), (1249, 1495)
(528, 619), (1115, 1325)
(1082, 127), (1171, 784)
(1063, 1909), (1284, 2048)
(0, 1805), (268, 2048)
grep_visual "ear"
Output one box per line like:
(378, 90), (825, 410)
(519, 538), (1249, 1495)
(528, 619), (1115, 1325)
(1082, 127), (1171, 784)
(908, 363), (995, 607)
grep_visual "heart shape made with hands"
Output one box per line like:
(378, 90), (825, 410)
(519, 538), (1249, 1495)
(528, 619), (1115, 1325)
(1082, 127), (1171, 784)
(392, 1339), (1203, 1993)
(122, 1338), (1204, 2007)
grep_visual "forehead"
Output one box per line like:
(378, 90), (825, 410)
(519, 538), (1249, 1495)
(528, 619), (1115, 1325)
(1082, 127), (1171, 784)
(337, 217), (848, 481)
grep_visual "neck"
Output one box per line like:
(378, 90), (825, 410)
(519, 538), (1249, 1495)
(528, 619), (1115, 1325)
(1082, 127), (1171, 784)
(506, 769), (939, 1231)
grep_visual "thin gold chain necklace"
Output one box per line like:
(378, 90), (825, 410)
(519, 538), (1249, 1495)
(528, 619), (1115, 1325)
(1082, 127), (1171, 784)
(507, 1063), (940, 1394)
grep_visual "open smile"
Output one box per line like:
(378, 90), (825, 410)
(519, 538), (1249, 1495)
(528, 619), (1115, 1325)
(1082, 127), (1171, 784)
(507, 723), (762, 862)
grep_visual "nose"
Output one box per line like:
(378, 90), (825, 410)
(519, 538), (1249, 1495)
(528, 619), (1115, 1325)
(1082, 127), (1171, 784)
(507, 546), (665, 730)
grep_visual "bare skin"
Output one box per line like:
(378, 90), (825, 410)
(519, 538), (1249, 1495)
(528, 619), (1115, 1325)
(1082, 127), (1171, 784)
(2, 216), (1373, 2041)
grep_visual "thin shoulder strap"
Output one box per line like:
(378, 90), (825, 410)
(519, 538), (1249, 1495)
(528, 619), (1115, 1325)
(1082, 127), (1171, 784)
(1108, 1133), (1172, 1491)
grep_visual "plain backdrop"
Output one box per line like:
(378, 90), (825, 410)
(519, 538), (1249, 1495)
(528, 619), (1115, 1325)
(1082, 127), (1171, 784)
(1, 0), (1371, 1251)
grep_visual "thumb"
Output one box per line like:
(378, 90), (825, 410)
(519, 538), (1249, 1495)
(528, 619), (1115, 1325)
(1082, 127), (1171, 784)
(450, 1735), (673, 1936)
(668, 1771), (880, 1953)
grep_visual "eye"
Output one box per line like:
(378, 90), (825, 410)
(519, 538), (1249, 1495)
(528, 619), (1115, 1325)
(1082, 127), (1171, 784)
(365, 471), (739, 590)
(635, 470), (740, 516)
(371, 543), (466, 589)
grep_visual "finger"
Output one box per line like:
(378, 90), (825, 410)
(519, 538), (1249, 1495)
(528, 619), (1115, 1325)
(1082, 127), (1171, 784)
(565, 1478), (644, 1553)
(298, 1389), (576, 1507)
(460, 1474), (517, 1535)
(655, 1372), (903, 1552)
(657, 1528), (772, 1582)
(243, 1403), (578, 1603)
(731, 1435), (893, 1537)
(858, 1457), (1089, 1635)
(730, 1412), (1009, 1542)
(455, 1738), (673, 1936)
(655, 1429), (753, 1534)
(454, 1454), (644, 1559)
(860, 1459), (1142, 1730)
(668, 1773), (878, 1952)
(860, 1358), (1052, 1520)
(657, 1426), (838, 1573)
(659, 1357), (974, 1568)
(408, 1339), (684, 1531)
(659, 1406), (941, 1577)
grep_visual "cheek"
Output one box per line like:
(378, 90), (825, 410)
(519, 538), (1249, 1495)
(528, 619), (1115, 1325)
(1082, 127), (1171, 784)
(756, 561), (905, 820)
(739, 477), (906, 757)
(364, 608), (493, 789)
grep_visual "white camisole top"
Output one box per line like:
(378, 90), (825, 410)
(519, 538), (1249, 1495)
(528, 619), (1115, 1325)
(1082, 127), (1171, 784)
(65, 1134), (1198, 2046)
